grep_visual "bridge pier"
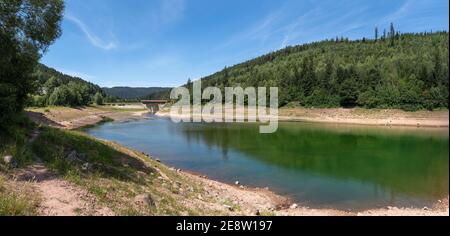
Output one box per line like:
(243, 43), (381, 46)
(145, 103), (163, 114)
(141, 100), (168, 114)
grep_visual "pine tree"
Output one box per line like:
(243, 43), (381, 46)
(389, 23), (396, 46)
(375, 27), (379, 41)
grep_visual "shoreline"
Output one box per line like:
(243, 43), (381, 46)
(156, 107), (449, 129)
(26, 105), (150, 130)
(173, 164), (449, 216)
(25, 106), (449, 216)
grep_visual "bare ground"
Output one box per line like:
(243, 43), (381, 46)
(278, 107), (449, 128)
(27, 105), (149, 130)
(11, 163), (114, 216)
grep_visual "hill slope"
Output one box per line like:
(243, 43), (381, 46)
(103, 87), (171, 100)
(31, 64), (105, 107)
(198, 32), (448, 111)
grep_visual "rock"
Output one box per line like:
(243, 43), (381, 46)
(156, 159), (161, 163)
(197, 194), (203, 200)
(386, 206), (398, 210)
(255, 210), (261, 216)
(3, 155), (13, 164)
(66, 150), (79, 162)
(423, 207), (430, 211)
(3, 155), (17, 168)
(264, 187), (270, 191)
(290, 204), (298, 209)
(223, 205), (234, 212)
(239, 185), (245, 189)
(235, 181), (240, 185)
(81, 163), (90, 171)
(134, 194), (155, 208)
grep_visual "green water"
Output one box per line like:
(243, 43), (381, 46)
(86, 117), (449, 210)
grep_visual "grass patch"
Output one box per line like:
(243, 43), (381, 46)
(0, 114), (37, 169)
(2, 120), (235, 216)
(28, 127), (184, 215)
(0, 176), (38, 216)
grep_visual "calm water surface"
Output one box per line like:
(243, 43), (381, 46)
(85, 116), (449, 210)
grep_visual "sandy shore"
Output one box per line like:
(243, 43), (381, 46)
(27, 105), (149, 130)
(278, 107), (449, 128)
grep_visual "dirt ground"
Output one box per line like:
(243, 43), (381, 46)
(12, 163), (114, 216)
(27, 105), (149, 130)
(278, 107), (449, 128)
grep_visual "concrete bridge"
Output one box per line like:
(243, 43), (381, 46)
(141, 100), (168, 114)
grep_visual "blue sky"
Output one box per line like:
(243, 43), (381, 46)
(41, 0), (449, 88)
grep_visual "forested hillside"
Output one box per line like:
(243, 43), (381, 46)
(30, 64), (106, 107)
(199, 31), (449, 111)
(103, 87), (171, 100)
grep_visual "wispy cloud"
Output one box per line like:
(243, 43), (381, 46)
(151, 0), (186, 26)
(59, 69), (97, 81)
(280, 9), (317, 48)
(280, 3), (369, 48)
(66, 14), (118, 50)
(218, 8), (284, 50)
(383, 0), (414, 23)
(219, 0), (370, 50)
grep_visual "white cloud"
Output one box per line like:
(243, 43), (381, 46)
(66, 14), (118, 50)
(59, 69), (97, 81)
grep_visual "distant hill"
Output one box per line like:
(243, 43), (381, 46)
(36, 64), (102, 90)
(103, 87), (171, 100)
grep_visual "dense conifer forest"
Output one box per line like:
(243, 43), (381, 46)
(198, 30), (448, 111)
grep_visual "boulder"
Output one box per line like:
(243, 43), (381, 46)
(81, 163), (91, 171)
(3, 155), (14, 164)
(134, 194), (156, 208)
(3, 155), (17, 168)
(65, 150), (79, 162)
(223, 205), (234, 212)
